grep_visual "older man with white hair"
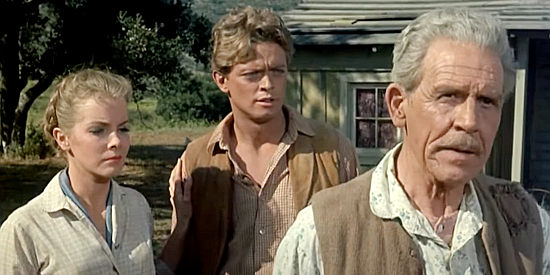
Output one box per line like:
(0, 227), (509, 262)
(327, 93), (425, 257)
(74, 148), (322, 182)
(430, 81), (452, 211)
(273, 8), (550, 275)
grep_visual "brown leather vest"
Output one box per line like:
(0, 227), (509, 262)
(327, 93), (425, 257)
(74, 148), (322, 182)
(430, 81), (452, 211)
(312, 170), (543, 275)
(176, 118), (343, 275)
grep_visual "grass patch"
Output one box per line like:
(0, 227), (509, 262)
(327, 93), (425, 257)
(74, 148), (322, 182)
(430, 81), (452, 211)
(28, 88), (218, 132)
(27, 83), (55, 126)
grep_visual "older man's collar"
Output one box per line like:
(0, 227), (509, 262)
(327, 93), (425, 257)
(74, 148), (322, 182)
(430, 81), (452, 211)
(370, 144), (483, 222)
(205, 106), (316, 155)
(369, 143), (403, 219)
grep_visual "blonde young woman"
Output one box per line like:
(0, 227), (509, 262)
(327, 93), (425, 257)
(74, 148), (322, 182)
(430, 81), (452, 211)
(0, 69), (155, 274)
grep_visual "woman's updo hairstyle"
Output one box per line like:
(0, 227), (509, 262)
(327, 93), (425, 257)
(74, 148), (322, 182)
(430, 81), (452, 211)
(43, 69), (132, 151)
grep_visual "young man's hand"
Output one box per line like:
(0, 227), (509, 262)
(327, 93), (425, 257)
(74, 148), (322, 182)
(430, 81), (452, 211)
(159, 156), (193, 272)
(169, 157), (192, 234)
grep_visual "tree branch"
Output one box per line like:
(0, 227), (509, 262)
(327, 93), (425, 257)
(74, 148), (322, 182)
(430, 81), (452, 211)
(11, 77), (54, 146)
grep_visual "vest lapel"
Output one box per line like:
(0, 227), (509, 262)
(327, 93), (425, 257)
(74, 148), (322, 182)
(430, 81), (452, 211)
(480, 220), (505, 274)
(191, 150), (233, 274)
(288, 130), (341, 211)
(288, 134), (315, 210)
(312, 170), (423, 275)
(473, 174), (524, 275)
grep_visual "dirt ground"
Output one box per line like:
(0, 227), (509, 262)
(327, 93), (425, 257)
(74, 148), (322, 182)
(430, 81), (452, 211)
(0, 128), (212, 255)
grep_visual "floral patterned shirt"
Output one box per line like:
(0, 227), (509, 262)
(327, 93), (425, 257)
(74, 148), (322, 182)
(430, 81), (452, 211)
(273, 144), (550, 275)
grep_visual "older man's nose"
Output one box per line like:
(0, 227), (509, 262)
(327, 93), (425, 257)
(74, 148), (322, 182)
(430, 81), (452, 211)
(455, 97), (479, 133)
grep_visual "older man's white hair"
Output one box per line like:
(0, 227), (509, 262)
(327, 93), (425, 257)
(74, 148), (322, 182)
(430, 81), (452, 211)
(392, 8), (515, 96)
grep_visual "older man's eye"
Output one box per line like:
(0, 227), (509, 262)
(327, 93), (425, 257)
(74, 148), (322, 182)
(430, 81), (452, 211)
(439, 92), (457, 100)
(271, 68), (286, 76)
(479, 96), (496, 106)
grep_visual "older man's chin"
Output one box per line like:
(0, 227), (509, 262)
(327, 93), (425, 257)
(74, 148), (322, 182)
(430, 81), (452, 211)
(428, 163), (484, 188)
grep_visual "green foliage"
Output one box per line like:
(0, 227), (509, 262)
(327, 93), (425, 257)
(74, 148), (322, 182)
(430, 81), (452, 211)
(127, 97), (217, 133)
(193, 0), (300, 22)
(113, 13), (196, 100)
(0, 0), (213, 152)
(155, 74), (231, 123)
(19, 3), (62, 80)
(26, 82), (54, 126)
(112, 7), (227, 125)
(4, 123), (53, 160)
(3, 0), (302, 154)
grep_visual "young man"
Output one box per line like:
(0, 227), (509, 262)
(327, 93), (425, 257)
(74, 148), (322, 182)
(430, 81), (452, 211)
(159, 6), (358, 275)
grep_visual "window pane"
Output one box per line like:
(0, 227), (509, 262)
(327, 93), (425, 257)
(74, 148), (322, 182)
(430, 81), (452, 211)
(356, 120), (375, 148)
(378, 88), (390, 117)
(356, 89), (376, 117)
(378, 121), (397, 148)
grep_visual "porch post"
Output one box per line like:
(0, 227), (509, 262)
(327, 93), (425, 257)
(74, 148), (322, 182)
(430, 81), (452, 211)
(511, 36), (529, 182)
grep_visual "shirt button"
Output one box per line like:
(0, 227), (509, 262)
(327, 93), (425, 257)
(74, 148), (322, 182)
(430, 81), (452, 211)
(259, 229), (265, 235)
(114, 243), (120, 250)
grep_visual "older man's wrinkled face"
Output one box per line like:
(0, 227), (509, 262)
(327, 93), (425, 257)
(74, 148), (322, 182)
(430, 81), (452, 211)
(403, 38), (504, 185)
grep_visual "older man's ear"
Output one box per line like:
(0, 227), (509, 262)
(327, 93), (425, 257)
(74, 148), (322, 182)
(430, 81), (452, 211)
(385, 83), (407, 130)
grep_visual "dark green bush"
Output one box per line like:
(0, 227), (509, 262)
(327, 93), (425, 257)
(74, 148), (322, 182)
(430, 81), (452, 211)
(5, 123), (53, 159)
(155, 75), (230, 122)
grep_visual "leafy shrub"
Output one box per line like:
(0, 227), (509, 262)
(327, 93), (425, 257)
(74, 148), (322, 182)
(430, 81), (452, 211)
(155, 74), (230, 122)
(113, 11), (223, 124)
(24, 124), (54, 159)
(5, 123), (54, 159)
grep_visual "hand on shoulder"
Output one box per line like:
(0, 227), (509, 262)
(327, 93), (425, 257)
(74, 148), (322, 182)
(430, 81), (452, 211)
(169, 157), (192, 234)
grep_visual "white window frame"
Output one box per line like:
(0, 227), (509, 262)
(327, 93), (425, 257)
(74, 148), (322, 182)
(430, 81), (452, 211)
(351, 84), (395, 148)
(336, 71), (401, 168)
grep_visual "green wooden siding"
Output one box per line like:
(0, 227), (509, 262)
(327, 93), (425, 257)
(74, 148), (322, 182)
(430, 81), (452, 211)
(301, 71), (325, 122)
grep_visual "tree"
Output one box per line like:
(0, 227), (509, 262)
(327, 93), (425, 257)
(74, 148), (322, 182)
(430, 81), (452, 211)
(0, 0), (63, 153)
(192, 0), (300, 23)
(0, 0), (211, 154)
(114, 12), (230, 124)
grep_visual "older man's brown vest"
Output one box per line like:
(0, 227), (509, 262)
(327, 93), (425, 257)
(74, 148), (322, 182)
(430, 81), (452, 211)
(312, 170), (544, 275)
(175, 118), (343, 275)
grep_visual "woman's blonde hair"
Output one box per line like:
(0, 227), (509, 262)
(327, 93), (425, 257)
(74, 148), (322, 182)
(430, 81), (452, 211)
(43, 69), (132, 151)
(211, 6), (293, 75)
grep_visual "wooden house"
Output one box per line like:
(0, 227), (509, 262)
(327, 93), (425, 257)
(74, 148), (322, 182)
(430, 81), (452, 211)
(282, 0), (550, 189)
